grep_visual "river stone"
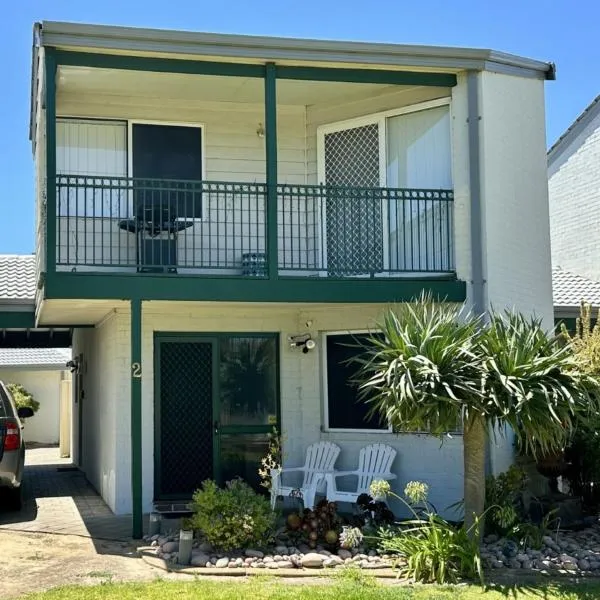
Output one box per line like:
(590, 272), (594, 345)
(162, 541), (179, 553)
(267, 562), (280, 569)
(215, 557), (229, 568)
(190, 552), (210, 567)
(579, 559), (591, 570)
(245, 549), (264, 558)
(337, 549), (352, 560)
(277, 560), (294, 569)
(263, 556), (274, 563)
(275, 546), (289, 555)
(301, 553), (325, 568)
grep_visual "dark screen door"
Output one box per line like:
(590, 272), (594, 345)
(132, 124), (203, 218)
(155, 339), (214, 500)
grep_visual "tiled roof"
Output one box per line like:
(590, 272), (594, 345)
(553, 267), (600, 308)
(0, 255), (36, 301)
(0, 348), (71, 368)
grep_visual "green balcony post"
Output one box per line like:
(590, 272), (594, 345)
(265, 63), (278, 279)
(130, 298), (143, 539)
(45, 48), (57, 276)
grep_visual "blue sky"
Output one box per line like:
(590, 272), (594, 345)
(1, 0), (598, 254)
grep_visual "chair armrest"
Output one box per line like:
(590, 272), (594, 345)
(278, 466), (307, 474)
(330, 470), (359, 479)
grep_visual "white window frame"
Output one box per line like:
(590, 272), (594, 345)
(127, 119), (206, 220)
(321, 330), (393, 434)
(316, 98), (452, 277)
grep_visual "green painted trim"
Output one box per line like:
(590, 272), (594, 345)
(0, 311), (36, 329)
(153, 332), (280, 488)
(45, 273), (466, 304)
(276, 65), (457, 87)
(55, 50), (265, 78)
(53, 51), (456, 87)
(265, 63), (278, 279)
(45, 48), (57, 276)
(130, 298), (143, 539)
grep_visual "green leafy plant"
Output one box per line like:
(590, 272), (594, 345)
(190, 479), (276, 551)
(7, 383), (39, 414)
(485, 465), (527, 535)
(509, 510), (558, 550)
(371, 479), (483, 584)
(353, 294), (600, 537)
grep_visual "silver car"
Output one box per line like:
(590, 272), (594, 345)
(0, 381), (34, 510)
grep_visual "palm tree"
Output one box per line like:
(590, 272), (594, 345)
(354, 296), (600, 537)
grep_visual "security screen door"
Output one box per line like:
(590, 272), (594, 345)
(320, 120), (385, 276)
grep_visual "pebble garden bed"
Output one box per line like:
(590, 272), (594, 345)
(481, 522), (600, 575)
(143, 521), (600, 576)
(144, 531), (396, 571)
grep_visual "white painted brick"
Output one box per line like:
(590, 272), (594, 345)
(549, 119), (600, 282)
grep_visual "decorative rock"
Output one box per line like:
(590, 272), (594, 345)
(484, 534), (499, 544)
(579, 559), (591, 570)
(157, 537), (168, 546)
(559, 554), (577, 565)
(245, 549), (264, 558)
(198, 542), (213, 553)
(492, 560), (505, 569)
(190, 552), (210, 567)
(234, 558), (244, 566)
(255, 562), (266, 568)
(516, 554), (529, 563)
(273, 555), (283, 561)
(267, 562), (279, 569)
(368, 550), (377, 557)
(508, 558), (521, 569)
(319, 550), (332, 556)
(522, 560), (532, 570)
(277, 560), (294, 569)
(215, 557), (229, 568)
(162, 541), (179, 553)
(301, 553), (325, 568)
(337, 549), (352, 560)
(263, 556), (274, 563)
(275, 546), (289, 555)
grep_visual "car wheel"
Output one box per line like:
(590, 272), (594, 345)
(5, 486), (22, 511)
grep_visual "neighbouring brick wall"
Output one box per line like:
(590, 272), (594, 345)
(549, 121), (600, 282)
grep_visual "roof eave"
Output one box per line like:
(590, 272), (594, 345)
(37, 20), (555, 79)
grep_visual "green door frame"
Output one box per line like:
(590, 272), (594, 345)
(153, 332), (280, 497)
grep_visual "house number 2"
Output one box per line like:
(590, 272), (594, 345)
(131, 363), (142, 378)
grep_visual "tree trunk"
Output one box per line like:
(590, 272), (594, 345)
(463, 414), (486, 540)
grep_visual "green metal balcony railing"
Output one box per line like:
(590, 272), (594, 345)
(55, 174), (454, 277)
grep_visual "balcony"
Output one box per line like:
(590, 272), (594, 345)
(55, 174), (455, 278)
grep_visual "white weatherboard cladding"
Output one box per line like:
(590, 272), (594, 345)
(87, 302), (483, 518)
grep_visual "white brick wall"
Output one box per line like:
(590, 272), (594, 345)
(101, 302), (464, 517)
(72, 315), (123, 513)
(479, 71), (553, 326)
(549, 118), (600, 282)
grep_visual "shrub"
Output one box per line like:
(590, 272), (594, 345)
(7, 383), (39, 414)
(380, 513), (482, 584)
(484, 465), (527, 535)
(190, 479), (276, 551)
(370, 479), (483, 584)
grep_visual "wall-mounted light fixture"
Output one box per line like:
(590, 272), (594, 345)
(256, 123), (265, 138)
(289, 333), (316, 354)
(66, 357), (80, 374)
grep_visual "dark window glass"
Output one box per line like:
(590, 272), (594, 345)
(326, 334), (386, 430)
(219, 336), (278, 427)
(132, 124), (203, 219)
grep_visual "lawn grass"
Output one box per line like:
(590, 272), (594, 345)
(21, 575), (600, 600)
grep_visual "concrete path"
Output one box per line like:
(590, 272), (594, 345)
(0, 446), (136, 541)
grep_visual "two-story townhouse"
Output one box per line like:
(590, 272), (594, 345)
(19, 21), (555, 537)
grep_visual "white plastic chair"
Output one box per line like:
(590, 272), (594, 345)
(324, 443), (397, 504)
(270, 441), (340, 510)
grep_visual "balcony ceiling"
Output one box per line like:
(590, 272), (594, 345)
(57, 65), (410, 106)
